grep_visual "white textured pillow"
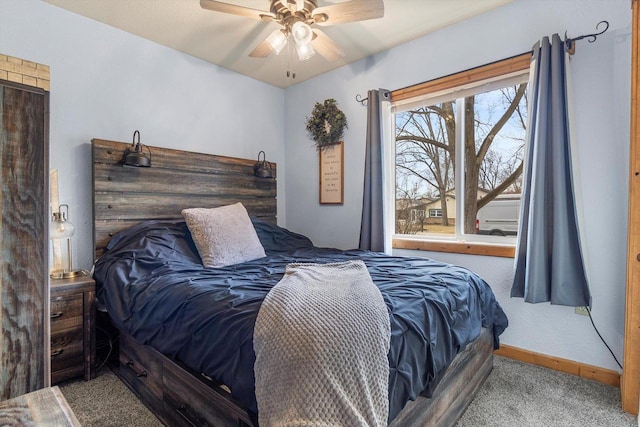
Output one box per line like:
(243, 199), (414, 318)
(182, 203), (266, 268)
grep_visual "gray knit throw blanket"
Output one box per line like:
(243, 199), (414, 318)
(254, 260), (391, 427)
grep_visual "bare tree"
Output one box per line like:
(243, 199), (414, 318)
(395, 179), (423, 235)
(396, 102), (455, 225)
(480, 149), (524, 193)
(395, 83), (528, 234)
(465, 84), (527, 233)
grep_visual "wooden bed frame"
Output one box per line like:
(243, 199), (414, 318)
(92, 138), (493, 427)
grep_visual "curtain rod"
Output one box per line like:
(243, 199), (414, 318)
(355, 20), (610, 105)
(356, 90), (389, 106)
(565, 20), (609, 54)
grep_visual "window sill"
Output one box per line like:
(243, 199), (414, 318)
(392, 237), (515, 258)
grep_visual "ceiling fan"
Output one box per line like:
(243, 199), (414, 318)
(200, 0), (384, 77)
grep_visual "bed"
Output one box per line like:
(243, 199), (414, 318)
(91, 139), (508, 427)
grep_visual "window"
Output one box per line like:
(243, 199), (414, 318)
(410, 209), (425, 222)
(390, 54), (531, 256)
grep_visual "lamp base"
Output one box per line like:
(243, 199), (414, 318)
(50, 270), (85, 280)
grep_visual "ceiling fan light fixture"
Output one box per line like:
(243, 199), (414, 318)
(200, 0), (379, 74)
(266, 29), (288, 54)
(296, 42), (316, 61)
(291, 21), (313, 45)
(282, 0), (304, 12)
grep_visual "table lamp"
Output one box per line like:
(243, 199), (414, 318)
(50, 204), (81, 279)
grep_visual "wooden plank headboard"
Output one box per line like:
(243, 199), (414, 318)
(92, 138), (277, 259)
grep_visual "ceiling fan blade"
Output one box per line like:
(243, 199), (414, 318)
(311, 29), (344, 62)
(249, 39), (273, 58)
(312, 0), (384, 26)
(200, 0), (274, 20)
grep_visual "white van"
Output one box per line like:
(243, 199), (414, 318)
(476, 196), (521, 236)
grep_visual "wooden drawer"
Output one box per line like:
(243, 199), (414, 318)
(50, 293), (84, 379)
(163, 360), (243, 427)
(50, 331), (83, 373)
(50, 293), (83, 334)
(119, 334), (164, 415)
(50, 275), (96, 384)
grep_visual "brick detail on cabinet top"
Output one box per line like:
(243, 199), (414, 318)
(0, 53), (50, 91)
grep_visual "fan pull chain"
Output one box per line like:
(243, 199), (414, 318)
(286, 34), (295, 79)
(286, 34), (291, 78)
(292, 37), (296, 79)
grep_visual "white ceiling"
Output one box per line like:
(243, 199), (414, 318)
(43, 0), (514, 88)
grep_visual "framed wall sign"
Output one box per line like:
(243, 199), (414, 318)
(319, 142), (344, 204)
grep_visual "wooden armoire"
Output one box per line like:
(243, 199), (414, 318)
(0, 54), (50, 400)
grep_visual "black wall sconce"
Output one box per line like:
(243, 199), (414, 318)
(123, 130), (151, 167)
(254, 151), (273, 178)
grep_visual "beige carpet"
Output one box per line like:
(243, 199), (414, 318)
(59, 356), (637, 426)
(59, 368), (162, 426)
(457, 356), (636, 427)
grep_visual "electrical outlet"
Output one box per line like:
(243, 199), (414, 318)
(575, 306), (589, 316)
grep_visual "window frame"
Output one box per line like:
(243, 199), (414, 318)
(389, 54), (531, 258)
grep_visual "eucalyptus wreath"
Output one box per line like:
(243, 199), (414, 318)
(305, 98), (348, 149)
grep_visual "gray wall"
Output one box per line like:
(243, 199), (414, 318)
(283, 0), (632, 372)
(0, 0), (286, 271)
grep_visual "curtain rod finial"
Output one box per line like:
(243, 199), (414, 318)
(564, 20), (609, 54)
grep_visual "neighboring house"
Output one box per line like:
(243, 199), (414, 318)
(422, 194), (456, 225)
(395, 197), (433, 232)
(397, 189), (492, 226)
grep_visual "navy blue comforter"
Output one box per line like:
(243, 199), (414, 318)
(93, 219), (508, 422)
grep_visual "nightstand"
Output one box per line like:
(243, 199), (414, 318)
(50, 274), (96, 384)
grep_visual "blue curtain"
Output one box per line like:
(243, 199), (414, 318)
(359, 89), (386, 252)
(511, 34), (591, 307)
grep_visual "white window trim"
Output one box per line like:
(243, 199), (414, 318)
(389, 69), (530, 248)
